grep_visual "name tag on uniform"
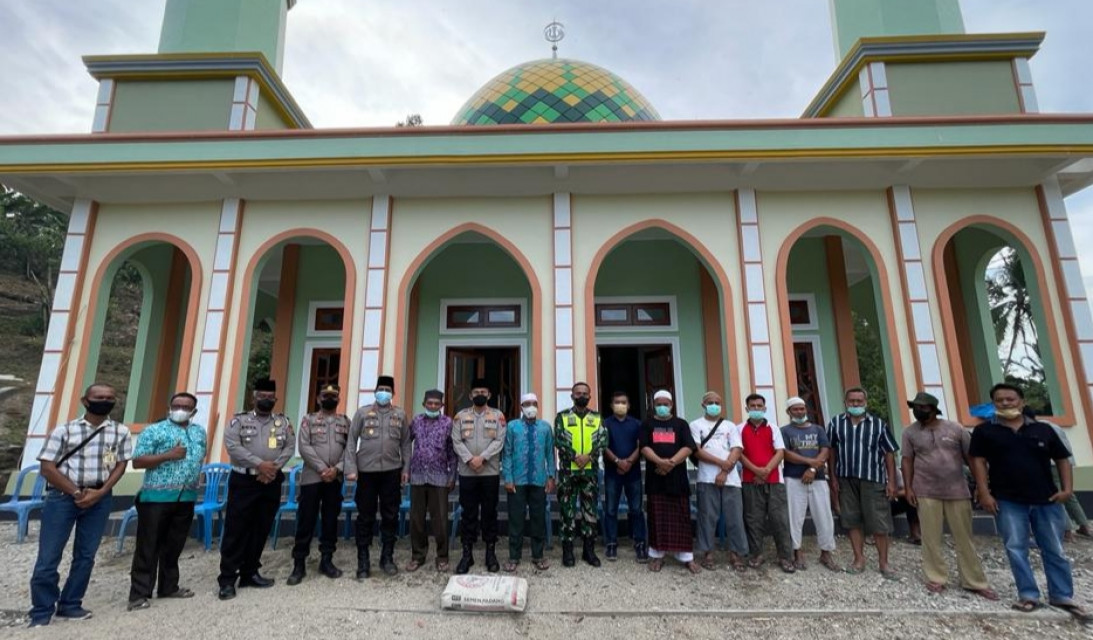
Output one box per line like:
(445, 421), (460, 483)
(103, 447), (117, 469)
(652, 430), (675, 444)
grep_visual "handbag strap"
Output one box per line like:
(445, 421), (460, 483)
(56, 424), (107, 467)
(698, 418), (724, 450)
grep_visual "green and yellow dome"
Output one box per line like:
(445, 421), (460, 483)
(452, 58), (661, 126)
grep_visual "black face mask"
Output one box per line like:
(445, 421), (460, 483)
(255, 398), (276, 412)
(85, 400), (115, 416)
(912, 408), (932, 422)
(472, 395), (489, 407)
(573, 396), (590, 408)
(320, 398), (338, 410)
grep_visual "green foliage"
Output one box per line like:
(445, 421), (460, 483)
(396, 113), (423, 127)
(987, 248), (1052, 414)
(852, 309), (890, 423)
(245, 321), (274, 399)
(0, 187), (69, 334)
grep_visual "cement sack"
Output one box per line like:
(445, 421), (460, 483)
(440, 575), (528, 612)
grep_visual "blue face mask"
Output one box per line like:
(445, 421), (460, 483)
(375, 391), (393, 406)
(655, 405), (671, 418)
(704, 403), (721, 417)
(748, 410), (766, 421)
(847, 406), (866, 417)
(424, 409), (440, 419)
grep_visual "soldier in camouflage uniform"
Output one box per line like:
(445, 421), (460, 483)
(553, 381), (608, 568)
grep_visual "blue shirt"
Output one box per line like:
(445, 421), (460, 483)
(501, 418), (556, 487)
(133, 420), (207, 502)
(604, 414), (642, 481)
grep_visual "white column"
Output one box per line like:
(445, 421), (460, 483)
(858, 61), (891, 118)
(1012, 57), (1039, 114)
(91, 79), (115, 133)
(553, 192), (575, 414)
(357, 195), (390, 408)
(229, 76), (260, 131)
(889, 185), (947, 416)
(736, 188), (777, 420)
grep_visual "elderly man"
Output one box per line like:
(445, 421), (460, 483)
(970, 383), (1090, 621)
(503, 393), (556, 572)
(452, 377), (507, 574)
(128, 392), (206, 610)
(554, 381), (607, 568)
(690, 390), (747, 571)
(406, 389), (458, 573)
(781, 396), (839, 572)
(29, 383), (132, 627)
(739, 393), (794, 573)
(640, 390), (700, 574)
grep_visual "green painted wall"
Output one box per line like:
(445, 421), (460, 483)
(830, 0), (965, 58)
(255, 91), (289, 130)
(411, 243), (531, 406)
(593, 240), (711, 418)
(786, 238), (845, 415)
(886, 62), (1022, 116)
(826, 90), (865, 118)
(124, 245), (177, 423)
(284, 245), (345, 421)
(109, 80), (234, 133)
(159, 0), (290, 72)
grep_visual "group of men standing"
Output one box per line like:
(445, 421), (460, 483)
(23, 375), (1093, 626)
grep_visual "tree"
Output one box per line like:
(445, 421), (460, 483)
(0, 186), (69, 333)
(852, 309), (890, 423)
(987, 247), (1051, 413)
(396, 113), (423, 127)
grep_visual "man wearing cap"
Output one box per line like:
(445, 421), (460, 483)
(502, 393), (556, 572)
(452, 378), (507, 574)
(287, 384), (350, 586)
(345, 375), (410, 579)
(406, 389), (458, 573)
(554, 381), (608, 568)
(902, 391), (997, 599)
(781, 396), (839, 572)
(218, 379), (295, 601)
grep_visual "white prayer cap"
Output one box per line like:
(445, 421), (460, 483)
(653, 390), (673, 401)
(785, 396), (807, 410)
(520, 393), (538, 405)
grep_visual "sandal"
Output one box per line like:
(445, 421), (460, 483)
(794, 559), (808, 571)
(880, 568), (899, 581)
(820, 556), (842, 573)
(844, 565), (865, 575)
(127, 599), (150, 612)
(747, 557), (765, 570)
(1050, 602), (1093, 624)
(532, 558), (550, 571)
(925, 582), (946, 594)
(503, 561), (518, 573)
(700, 555), (716, 571)
(649, 558), (664, 572)
(1011, 600), (1043, 613)
(435, 559), (450, 572)
(405, 560), (422, 573)
(779, 559), (797, 574)
(685, 561), (702, 575)
(731, 559), (748, 573)
(161, 588), (194, 599)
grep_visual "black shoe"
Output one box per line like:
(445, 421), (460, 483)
(606, 543), (618, 561)
(380, 542), (398, 576)
(485, 543), (500, 573)
(218, 585), (236, 601)
(319, 553), (343, 579)
(238, 573), (274, 588)
(27, 618), (50, 628)
(562, 541), (576, 567)
(356, 546), (371, 580)
(55, 607), (93, 621)
(286, 558), (306, 586)
(455, 544), (475, 575)
(582, 537), (601, 568)
(635, 542), (649, 563)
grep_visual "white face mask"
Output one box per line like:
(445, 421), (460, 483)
(169, 409), (193, 425)
(522, 406), (538, 419)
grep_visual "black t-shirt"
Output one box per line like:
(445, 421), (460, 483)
(640, 417), (696, 497)
(968, 418), (1070, 505)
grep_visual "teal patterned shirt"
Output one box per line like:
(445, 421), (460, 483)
(501, 418), (556, 487)
(134, 420), (207, 502)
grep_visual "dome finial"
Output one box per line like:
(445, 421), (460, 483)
(544, 21), (565, 59)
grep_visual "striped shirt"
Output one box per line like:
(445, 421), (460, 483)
(826, 412), (898, 484)
(38, 417), (133, 487)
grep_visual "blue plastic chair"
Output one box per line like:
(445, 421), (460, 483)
(0, 465), (47, 543)
(449, 502), (463, 548)
(116, 505), (139, 552)
(193, 463), (232, 551)
(269, 465), (302, 549)
(340, 477), (358, 539)
(397, 483), (412, 537)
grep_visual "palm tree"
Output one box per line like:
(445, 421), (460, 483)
(986, 248), (1039, 375)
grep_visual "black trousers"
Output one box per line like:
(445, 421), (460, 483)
(217, 471), (283, 587)
(459, 475), (500, 546)
(292, 480), (343, 560)
(354, 469), (401, 548)
(128, 499), (195, 602)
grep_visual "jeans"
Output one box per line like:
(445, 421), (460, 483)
(995, 499), (1074, 603)
(29, 489), (113, 623)
(603, 472), (646, 546)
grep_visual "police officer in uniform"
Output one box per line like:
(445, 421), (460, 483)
(218, 379), (295, 600)
(451, 377), (507, 574)
(345, 375), (410, 579)
(287, 384), (350, 586)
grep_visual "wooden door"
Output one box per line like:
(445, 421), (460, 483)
(445, 349), (485, 415)
(792, 341), (825, 424)
(642, 346), (675, 415)
(307, 348), (341, 413)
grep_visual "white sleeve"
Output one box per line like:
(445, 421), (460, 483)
(771, 424), (785, 450)
(728, 423), (743, 449)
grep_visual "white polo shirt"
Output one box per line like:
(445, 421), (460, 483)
(689, 416), (742, 487)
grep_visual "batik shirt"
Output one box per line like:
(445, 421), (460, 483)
(133, 419), (207, 502)
(501, 418), (557, 487)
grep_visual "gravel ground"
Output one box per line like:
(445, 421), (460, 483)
(2, 521), (1092, 638)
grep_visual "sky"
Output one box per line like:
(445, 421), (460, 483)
(1, 0), (1092, 290)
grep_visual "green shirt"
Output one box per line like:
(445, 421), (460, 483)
(134, 420), (207, 502)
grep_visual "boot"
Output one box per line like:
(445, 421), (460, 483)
(485, 543), (500, 573)
(455, 544), (475, 575)
(355, 546), (371, 580)
(562, 541), (576, 567)
(286, 558), (306, 586)
(319, 553), (342, 579)
(582, 537), (601, 568)
(379, 541), (398, 576)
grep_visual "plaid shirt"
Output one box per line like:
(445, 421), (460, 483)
(38, 417), (133, 487)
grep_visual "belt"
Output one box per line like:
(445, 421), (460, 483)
(231, 466), (259, 476)
(79, 482), (105, 490)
